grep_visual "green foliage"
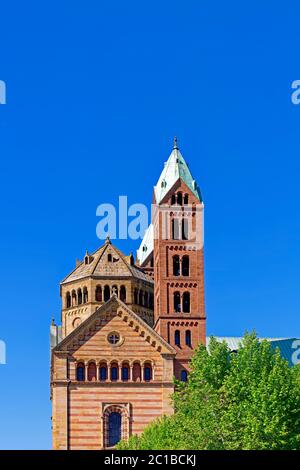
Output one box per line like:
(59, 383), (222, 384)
(117, 333), (300, 450)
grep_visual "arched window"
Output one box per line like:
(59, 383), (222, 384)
(182, 218), (189, 240)
(175, 330), (181, 346)
(104, 285), (110, 302)
(182, 255), (189, 276)
(111, 364), (118, 381)
(144, 363), (152, 382)
(108, 412), (122, 447)
(149, 293), (154, 309)
(174, 292), (181, 313)
(122, 365), (129, 381)
(96, 285), (102, 302)
(184, 194), (189, 205)
(87, 362), (97, 381)
(120, 285), (126, 302)
(83, 287), (88, 303)
(144, 291), (149, 308)
(183, 292), (190, 313)
(99, 364), (107, 381)
(177, 192), (183, 206)
(108, 254), (112, 262)
(132, 362), (141, 382)
(172, 218), (180, 240)
(185, 330), (191, 347)
(139, 290), (143, 306)
(134, 288), (138, 304)
(71, 290), (77, 306)
(171, 194), (176, 205)
(66, 292), (71, 308)
(77, 288), (82, 305)
(181, 370), (188, 382)
(76, 363), (85, 381)
(173, 255), (180, 276)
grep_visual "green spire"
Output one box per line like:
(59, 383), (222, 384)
(154, 138), (202, 204)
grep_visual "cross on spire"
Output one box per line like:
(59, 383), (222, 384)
(173, 136), (178, 149)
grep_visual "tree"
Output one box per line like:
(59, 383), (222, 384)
(117, 333), (300, 450)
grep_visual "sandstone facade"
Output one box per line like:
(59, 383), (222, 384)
(51, 139), (206, 449)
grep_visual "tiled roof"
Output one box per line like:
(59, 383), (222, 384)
(61, 239), (153, 285)
(113, 245), (153, 282)
(61, 245), (106, 283)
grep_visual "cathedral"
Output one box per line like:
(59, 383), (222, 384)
(50, 138), (206, 449)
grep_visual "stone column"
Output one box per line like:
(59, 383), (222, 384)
(130, 364), (133, 382)
(141, 363), (145, 382)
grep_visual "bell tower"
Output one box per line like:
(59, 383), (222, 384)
(152, 138), (206, 379)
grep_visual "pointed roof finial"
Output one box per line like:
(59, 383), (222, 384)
(173, 136), (178, 149)
(105, 234), (111, 244)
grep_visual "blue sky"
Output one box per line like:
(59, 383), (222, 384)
(0, 0), (300, 449)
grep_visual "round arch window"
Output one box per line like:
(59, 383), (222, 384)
(107, 332), (121, 345)
(73, 317), (82, 328)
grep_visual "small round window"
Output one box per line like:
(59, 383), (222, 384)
(108, 332), (120, 345)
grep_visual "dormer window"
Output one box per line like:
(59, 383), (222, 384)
(84, 250), (90, 264)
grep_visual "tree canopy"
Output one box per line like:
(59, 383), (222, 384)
(117, 333), (300, 450)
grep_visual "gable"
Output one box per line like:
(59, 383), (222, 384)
(92, 244), (133, 277)
(159, 177), (202, 207)
(68, 312), (167, 364)
(54, 296), (176, 357)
